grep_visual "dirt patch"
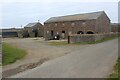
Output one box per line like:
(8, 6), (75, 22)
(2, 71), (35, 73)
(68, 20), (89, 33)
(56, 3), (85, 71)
(3, 58), (49, 78)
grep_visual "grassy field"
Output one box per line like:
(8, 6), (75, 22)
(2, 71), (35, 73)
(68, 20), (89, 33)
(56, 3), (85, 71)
(49, 34), (119, 46)
(2, 43), (27, 65)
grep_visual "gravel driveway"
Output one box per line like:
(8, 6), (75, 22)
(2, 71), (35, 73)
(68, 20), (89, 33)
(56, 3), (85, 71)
(11, 38), (118, 78)
(3, 38), (89, 75)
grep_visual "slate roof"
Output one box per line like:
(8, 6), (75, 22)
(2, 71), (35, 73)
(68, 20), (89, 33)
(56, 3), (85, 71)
(2, 28), (23, 32)
(44, 11), (105, 23)
(24, 22), (39, 28)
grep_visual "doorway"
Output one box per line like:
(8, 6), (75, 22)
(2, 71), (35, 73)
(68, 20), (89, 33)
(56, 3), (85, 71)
(62, 30), (65, 39)
(51, 30), (54, 36)
(86, 31), (94, 34)
(77, 31), (84, 34)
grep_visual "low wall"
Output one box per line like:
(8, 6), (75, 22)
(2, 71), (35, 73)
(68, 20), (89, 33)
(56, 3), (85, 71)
(69, 33), (117, 43)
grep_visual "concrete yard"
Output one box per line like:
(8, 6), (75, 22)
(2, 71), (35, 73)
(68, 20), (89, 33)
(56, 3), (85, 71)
(10, 38), (118, 78)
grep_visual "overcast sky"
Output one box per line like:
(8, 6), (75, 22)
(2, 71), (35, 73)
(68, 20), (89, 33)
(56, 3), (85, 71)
(0, 0), (119, 28)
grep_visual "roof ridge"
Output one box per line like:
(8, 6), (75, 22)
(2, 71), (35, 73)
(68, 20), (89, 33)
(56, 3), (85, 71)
(50, 11), (104, 19)
(44, 11), (105, 23)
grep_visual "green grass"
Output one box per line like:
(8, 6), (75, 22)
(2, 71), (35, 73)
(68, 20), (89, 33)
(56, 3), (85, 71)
(49, 41), (68, 46)
(2, 43), (27, 65)
(109, 57), (120, 79)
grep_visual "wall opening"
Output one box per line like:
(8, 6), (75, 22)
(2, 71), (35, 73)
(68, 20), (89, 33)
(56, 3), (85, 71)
(32, 29), (38, 37)
(77, 31), (84, 34)
(62, 30), (65, 39)
(51, 30), (54, 36)
(35, 30), (38, 37)
(86, 31), (94, 34)
(62, 31), (65, 33)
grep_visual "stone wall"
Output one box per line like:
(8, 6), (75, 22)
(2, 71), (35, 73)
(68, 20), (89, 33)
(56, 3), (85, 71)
(44, 20), (96, 40)
(111, 23), (120, 33)
(69, 33), (117, 43)
(17, 31), (23, 38)
(44, 12), (110, 40)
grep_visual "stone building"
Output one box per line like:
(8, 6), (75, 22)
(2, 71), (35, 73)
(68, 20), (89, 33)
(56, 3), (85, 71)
(111, 23), (120, 33)
(22, 22), (44, 38)
(44, 11), (111, 40)
(2, 28), (22, 38)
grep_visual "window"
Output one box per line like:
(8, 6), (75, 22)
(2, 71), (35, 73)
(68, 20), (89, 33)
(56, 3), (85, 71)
(57, 32), (59, 34)
(55, 23), (57, 26)
(62, 23), (65, 26)
(82, 22), (86, 25)
(62, 31), (65, 33)
(47, 31), (49, 34)
(71, 23), (75, 26)
(69, 31), (72, 35)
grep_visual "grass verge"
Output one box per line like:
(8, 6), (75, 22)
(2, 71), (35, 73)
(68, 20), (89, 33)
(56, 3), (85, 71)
(48, 41), (68, 46)
(109, 57), (119, 79)
(2, 43), (27, 66)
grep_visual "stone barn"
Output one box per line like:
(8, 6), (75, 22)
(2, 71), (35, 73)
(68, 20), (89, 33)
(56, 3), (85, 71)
(22, 22), (44, 38)
(44, 11), (110, 40)
(111, 23), (120, 33)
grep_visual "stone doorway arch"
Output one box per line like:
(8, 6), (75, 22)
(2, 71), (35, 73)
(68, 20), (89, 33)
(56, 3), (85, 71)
(77, 31), (84, 34)
(86, 31), (94, 34)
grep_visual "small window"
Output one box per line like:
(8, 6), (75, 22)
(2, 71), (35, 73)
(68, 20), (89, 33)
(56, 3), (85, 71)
(82, 22), (86, 25)
(62, 31), (65, 33)
(47, 31), (49, 34)
(55, 23), (57, 26)
(69, 31), (72, 35)
(71, 23), (75, 26)
(57, 32), (59, 34)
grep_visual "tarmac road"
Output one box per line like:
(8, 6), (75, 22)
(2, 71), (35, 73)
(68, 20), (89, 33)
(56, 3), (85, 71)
(10, 38), (118, 78)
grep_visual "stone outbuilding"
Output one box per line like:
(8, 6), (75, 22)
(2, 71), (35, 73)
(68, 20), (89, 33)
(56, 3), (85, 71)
(111, 23), (120, 33)
(22, 22), (44, 38)
(44, 11), (111, 40)
(2, 28), (22, 38)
